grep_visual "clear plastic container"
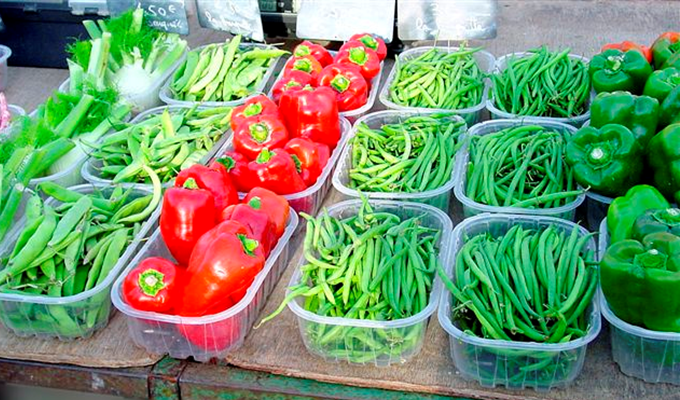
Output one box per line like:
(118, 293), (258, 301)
(379, 46), (495, 126)
(585, 191), (613, 232)
(267, 50), (383, 123)
(0, 184), (159, 340)
(439, 213), (601, 390)
(598, 218), (680, 385)
(331, 110), (466, 212)
(453, 119), (585, 220)
(288, 199), (453, 366)
(487, 52), (591, 127)
(111, 212), (298, 362)
(213, 117), (352, 215)
(159, 43), (284, 108)
(82, 105), (230, 190)
(0, 104), (26, 135)
(0, 45), (11, 91)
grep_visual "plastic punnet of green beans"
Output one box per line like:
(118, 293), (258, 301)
(348, 113), (465, 193)
(491, 47), (591, 118)
(260, 198), (448, 365)
(439, 218), (599, 389)
(463, 123), (584, 211)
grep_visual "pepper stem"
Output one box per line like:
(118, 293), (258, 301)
(216, 156), (236, 172)
(634, 249), (668, 270)
(587, 146), (611, 167)
(348, 47), (367, 65)
(256, 148), (273, 164)
(237, 233), (260, 256)
(293, 58), (313, 73)
(183, 178), (200, 190)
(248, 197), (262, 209)
(243, 103), (263, 118)
(605, 55), (624, 72)
(330, 74), (351, 93)
(138, 269), (166, 297)
(290, 154), (303, 173)
(358, 35), (378, 51)
(250, 123), (270, 143)
(294, 45), (311, 57)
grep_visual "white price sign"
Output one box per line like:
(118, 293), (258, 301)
(195, 0), (265, 42)
(398, 0), (498, 41)
(296, 0), (395, 43)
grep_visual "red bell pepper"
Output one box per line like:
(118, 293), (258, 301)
(175, 164), (239, 212)
(347, 33), (387, 61)
(178, 220), (265, 317)
(602, 41), (652, 63)
(293, 40), (333, 67)
(230, 95), (280, 132)
(248, 148), (307, 195)
(222, 198), (276, 257)
(160, 179), (217, 266)
(283, 55), (323, 81)
(233, 115), (289, 160)
(122, 257), (183, 313)
(243, 187), (290, 239)
(284, 138), (330, 186)
(179, 318), (241, 352)
(272, 70), (313, 104)
(279, 85), (341, 149)
(317, 63), (368, 111)
(335, 43), (381, 82)
(212, 152), (253, 193)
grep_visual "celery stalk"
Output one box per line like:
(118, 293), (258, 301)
(67, 60), (84, 94)
(54, 94), (94, 139)
(83, 19), (102, 39)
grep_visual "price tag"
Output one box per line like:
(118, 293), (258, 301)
(398, 0), (498, 41)
(107, 0), (189, 35)
(195, 0), (265, 42)
(296, 0), (395, 43)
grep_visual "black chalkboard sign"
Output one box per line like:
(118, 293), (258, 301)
(195, 0), (265, 42)
(107, 0), (189, 35)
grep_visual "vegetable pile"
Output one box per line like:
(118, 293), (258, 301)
(441, 223), (597, 385)
(89, 106), (232, 184)
(168, 35), (287, 103)
(388, 46), (485, 111)
(0, 174), (161, 337)
(348, 114), (464, 193)
(0, 93), (12, 131)
(492, 47), (590, 118)
(272, 33), (385, 112)
(260, 199), (442, 363)
(466, 124), (582, 209)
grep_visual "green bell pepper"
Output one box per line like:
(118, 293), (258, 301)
(652, 32), (680, 69)
(565, 124), (642, 197)
(648, 124), (680, 202)
(589, 91), (659, 148)
(589, 48), (653, 94)
(632, 208), (680, 241)
(659, 86), (680, 128)
(643, 67), (680, 104)
(601, 232), (680, 332)
(607, 185), (670, 243)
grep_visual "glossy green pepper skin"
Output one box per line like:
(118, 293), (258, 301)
(659, 86), (680, 128)
(648, 124), (680, 202)
(601, 232), (680, 332)
(589, 91), (659, 148)
(643, 68), (680, 104)
(631, 208), (680, 242)
(589, 49), (653, 94)
(565, 124), (642, 197)
(607, 185), (670, 243)
(652, 32), (680, 69)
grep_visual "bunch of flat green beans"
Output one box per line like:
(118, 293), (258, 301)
(0, 169), (160, 337)
(349, 114), (465, 193)
(90, 106), (232, 184)
(388, 46), (485, 110)
(170, 35), (287, 102)
(439, 224), (597, 386)
(466, 125), (582, 209)
(261, 199), (442, 364)
(492, 47), (591, 118)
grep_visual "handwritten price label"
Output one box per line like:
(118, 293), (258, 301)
(195, 0), (265, 42)
(398, 0), (497, 41)
(107, 0), (189, 35)
(296, 0), (395, 42)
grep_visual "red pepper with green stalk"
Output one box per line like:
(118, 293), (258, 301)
(602, 41), (652, 63)
(283, 55), (323, 80)
(279, 85), (341, 149)
(347, 33), (387, 61)
(177, 220), (265, 317)
(160, 178), (217, 266)
(233, 115), (289, 160)
(123, 257), (184, 313)
(243, 187), (290, 239)
(271, 70), (313, 104)
(221, 197), (276, 256)
(248, 148), (307, 195)
(335, 42), (381, 82)
(175, 164), (239, 212)
(293, 40), (333, 67)
(652, 32), (680, 69)
(317, 63), (368, 111)
(212, 152), (252, 193)
(284, 137), (330, 186)
(230, 95), (279, 132)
